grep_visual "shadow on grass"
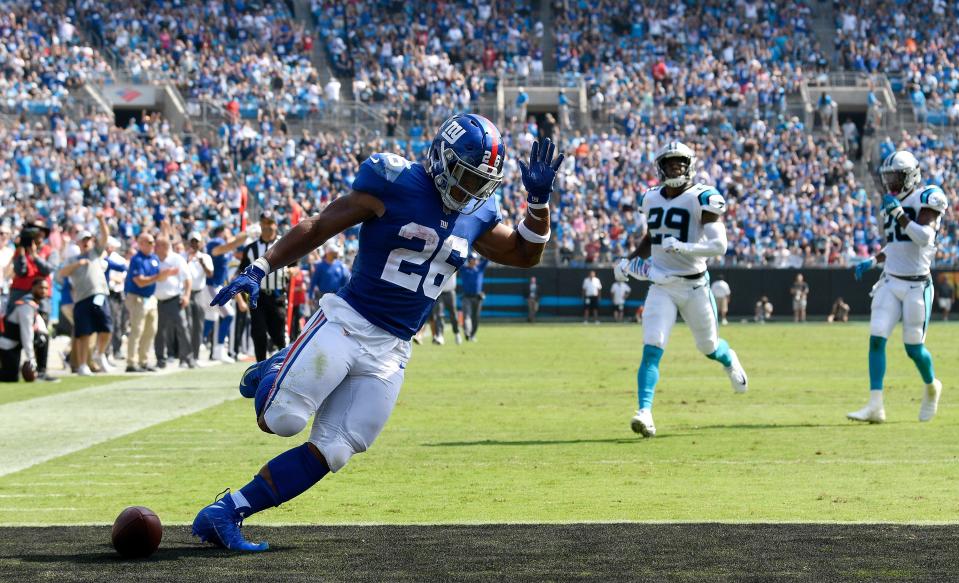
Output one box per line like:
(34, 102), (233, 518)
(422, 435), (691, 447)
(17, 544), (293, 564)
(685, 422), (892, 431)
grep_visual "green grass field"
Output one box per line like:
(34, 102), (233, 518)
(1, 322), (957, 526)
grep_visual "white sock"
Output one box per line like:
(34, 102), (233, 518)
(869, 390), (884, 408)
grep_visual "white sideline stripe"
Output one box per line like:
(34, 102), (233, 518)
(1, 519), (957, 527)
(0, 374), (241, 478)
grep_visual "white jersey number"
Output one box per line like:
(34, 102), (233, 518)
(381, 222), (467, 299)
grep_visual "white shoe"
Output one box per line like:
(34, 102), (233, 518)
(919, 379), (942, 422)
(630, 409), (656, 438)
(212, 345), (234, 364)
(721, 318), (729, 326)
(455, 333), (463, 345)
(432, 335), (445, 345)
(847, 403), (886, 423)
(95, 353), (113, 373)
(724, 349), (748, 393)
(77, 364), (93, 377)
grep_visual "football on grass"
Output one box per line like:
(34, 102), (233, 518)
(111, 506), (162, 558)
(20, 361), (36, 382)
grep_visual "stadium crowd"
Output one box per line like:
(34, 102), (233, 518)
(0, 0), (114, 115)
(313, 0), (542, 125)
(2, 0), (959, 382)
(76, 0), (320, 117)
(834, 0), (959, 125)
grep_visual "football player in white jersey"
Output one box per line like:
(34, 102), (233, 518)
(615, 142), (748, 437)
(849, 151), (947, 423)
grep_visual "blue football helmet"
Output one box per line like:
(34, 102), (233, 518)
(427, 113), (506, 214)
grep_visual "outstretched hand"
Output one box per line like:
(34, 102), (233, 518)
(519, 138), (565, 209)
(211, 264), (266, 308)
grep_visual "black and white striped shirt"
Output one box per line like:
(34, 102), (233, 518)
(241, 239), (288, 292)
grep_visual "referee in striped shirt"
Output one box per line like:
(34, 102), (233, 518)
(239, 212), (288, 362)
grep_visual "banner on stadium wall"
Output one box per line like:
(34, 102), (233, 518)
(105, 85), (158, 108)
(463, 267), (957, 320)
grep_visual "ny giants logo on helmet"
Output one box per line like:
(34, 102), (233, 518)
(441, 121), (467, 144)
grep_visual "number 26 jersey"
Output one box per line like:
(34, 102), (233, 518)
(641, 183), (726, 277)
(338, 153), (502, 340)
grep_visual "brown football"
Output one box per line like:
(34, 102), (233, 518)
(21, 361), (37, 382)
(111, 506), (162, 559)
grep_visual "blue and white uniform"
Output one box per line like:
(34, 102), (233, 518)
(871, 184), (948, 344)
(641, 183), (726, 354)
(263, 152), (501, 471)
(200, 237), (236, 321)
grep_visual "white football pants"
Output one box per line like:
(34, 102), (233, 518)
(262, 294), (410, 472)
(642, 277), (720, 355)
(869, 275), (934, 344)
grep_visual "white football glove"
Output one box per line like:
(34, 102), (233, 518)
(613, 258), (630, 282)
(616, 257), (652, 281)
(661, 237), (687, 254)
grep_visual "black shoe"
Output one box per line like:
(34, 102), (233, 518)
(142, 364), (158, 372)
(156, 360), (167, 369)
(125, 365), (141, 373)
(39, 374), (61, 383)
(187, 359), (198, 369)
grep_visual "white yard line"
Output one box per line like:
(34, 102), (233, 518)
(0, 372), (242, 478)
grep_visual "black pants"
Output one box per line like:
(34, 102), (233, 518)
(155, 297), (191, 363)
(433, 291), (460, 336)
(109, 292), (126, 357)
(251, 292), (287, 362)
(188, 291), (204, 360)
(290, 304), (305, 342)
(462, 294), (483, 339)
(234, 309), (250, 357)
(0, 331), (48, 382)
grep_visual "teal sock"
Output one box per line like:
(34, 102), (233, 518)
(904, 343), (935, 384)
(706, 338), (733, 367)
(638, 345), (664, 410)
(869, 336), (887, 390)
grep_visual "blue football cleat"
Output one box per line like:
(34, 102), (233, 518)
(192, 490), (269, 552)
(239, 361), (265, 398)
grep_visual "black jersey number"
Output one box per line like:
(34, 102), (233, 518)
(647, 208), (691, 244)
(884, 207), (917, 243)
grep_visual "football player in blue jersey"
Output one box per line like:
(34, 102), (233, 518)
(191, 114), (565, 551)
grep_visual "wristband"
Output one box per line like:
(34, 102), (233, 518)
(253, 257), (271, 274)
(517, 220), (551, 244)
(527, 201), (549, 210)
(525, 209), (548, 222)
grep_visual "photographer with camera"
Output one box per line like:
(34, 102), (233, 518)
(9, 222), (53, 314)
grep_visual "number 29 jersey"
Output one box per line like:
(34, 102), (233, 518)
(338, 153), (502, 340)
(641, 183), (727, 277)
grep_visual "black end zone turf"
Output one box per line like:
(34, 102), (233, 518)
(1, 524), (957, 581)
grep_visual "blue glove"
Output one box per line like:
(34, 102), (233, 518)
(211, 264), (266, 308)
(854, 257), (876, 282)
(881, 194), (904, 219)
(518, 138), (565, 209)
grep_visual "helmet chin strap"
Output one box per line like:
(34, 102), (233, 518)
(664, 177), (689, 188)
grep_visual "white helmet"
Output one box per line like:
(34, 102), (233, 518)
(880, 150), (921, 198)
(654, 141), (696, 188)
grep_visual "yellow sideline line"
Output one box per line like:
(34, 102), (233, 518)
(0, 372), (242, 479)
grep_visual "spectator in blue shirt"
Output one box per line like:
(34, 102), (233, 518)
(309, 244), (351, 303)
(124, 233), (177, 372)
(460, 254), (489, 341)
